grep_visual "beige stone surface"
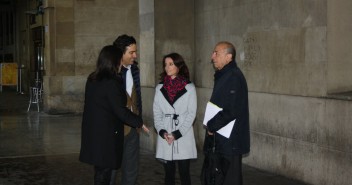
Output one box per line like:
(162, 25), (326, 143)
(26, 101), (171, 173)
(320, 99), (352, 152)
(75, 65), (95, 76)
(75, 6), (138, 36)
(45, 76), (62, 95)
(56, 7), (74, 22)
(154, 0), (194, 85)
(193, 87), (212, 146)
(56, 21), (74, 36)
(246, 92), (352, 185)
(56, 49), (74, 63)
(56, 34), (74, 49)
(245, 131), (352, 185)
(45, 94), (84, 113)
(327, 0), (352, 93)
(139, 28), (155, 87)
(53, 0), (73, 7)
(55, 62), (75, 76)
(62, 76), (86, 95)
(74, 36), (111, 67)
(139, 62), (155, 86)
(244, 132), (319, 183)
(249, 92), (324, 143)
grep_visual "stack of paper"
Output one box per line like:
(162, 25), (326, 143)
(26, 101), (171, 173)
(203, 102), (235, 138)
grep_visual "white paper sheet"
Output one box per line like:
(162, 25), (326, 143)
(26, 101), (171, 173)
(203, 101), (235, 138)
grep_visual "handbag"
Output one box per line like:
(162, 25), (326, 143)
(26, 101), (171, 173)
(200, 135), (225, 185)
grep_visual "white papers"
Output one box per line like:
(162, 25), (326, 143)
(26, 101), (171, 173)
(203, 102), (235, 138)
(203, 102), (222, 125)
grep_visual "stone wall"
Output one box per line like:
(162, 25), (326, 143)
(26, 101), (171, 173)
(248, 93), (352, 185)
(42, 0), (139, 113)
(327, 0), (352, 93)
(192, 1), (352, 185)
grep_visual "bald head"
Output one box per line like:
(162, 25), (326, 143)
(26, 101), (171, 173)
(216, 41), (236, 59)
(211, 41), (236, 70)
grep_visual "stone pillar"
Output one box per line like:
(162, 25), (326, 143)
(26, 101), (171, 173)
(139, 0), (156, 152)
(43, 0), (82, 114)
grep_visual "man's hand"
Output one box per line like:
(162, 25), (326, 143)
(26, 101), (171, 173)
(142, 124), (150, 134)
(207, 131), (214, 135)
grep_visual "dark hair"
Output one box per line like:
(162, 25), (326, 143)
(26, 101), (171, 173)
(159, 53), (190, 81)
(113, 34), (137, 54)
(88, 45), (123, 81)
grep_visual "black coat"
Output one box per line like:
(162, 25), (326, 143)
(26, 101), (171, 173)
(205, 61), (250, 155)
(79, 76), (143, 169)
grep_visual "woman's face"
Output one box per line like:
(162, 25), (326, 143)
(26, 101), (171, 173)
(164, 57), (179, 79)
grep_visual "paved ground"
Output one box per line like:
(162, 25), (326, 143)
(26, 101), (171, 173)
(0, 88), (310, 185)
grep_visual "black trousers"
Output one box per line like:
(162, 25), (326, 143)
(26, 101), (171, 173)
(94, 166), (113, 185)
(163, 159), (191, 185)
(221, 154), (243, 185)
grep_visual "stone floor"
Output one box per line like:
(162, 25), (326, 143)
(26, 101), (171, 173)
(0, 88), (309, 185)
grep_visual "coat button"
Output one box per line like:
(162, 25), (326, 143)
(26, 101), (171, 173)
(115, 131), (118, 134)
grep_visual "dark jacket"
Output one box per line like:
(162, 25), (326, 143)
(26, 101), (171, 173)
(79, 75), (143, 169)
(205, 61), (250, 155)
(120, 62), (142, 114)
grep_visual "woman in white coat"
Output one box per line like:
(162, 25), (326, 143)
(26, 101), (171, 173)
(153, 53), (197, 185)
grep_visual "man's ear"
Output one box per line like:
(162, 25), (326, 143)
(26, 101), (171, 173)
(226, 53), (233, 62)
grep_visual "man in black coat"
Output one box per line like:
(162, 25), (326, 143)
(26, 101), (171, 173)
(204, 41), (250, 185)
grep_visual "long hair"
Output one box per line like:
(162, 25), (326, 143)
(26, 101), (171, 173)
(88, 45), (123, 81)
(113, 34), (137, 54)
(159, 52), (190, 81)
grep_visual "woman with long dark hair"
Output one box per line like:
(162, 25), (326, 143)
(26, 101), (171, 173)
(79, 45), (144, 185)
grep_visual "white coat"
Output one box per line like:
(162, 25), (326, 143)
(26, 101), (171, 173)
(153, 83), (197, 161)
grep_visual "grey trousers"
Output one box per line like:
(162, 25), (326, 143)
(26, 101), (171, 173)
(110, 128), (140, 185)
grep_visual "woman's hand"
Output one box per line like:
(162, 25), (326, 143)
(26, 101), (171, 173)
(164, 133), (175, 145)
(166, 134), (175, 145)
